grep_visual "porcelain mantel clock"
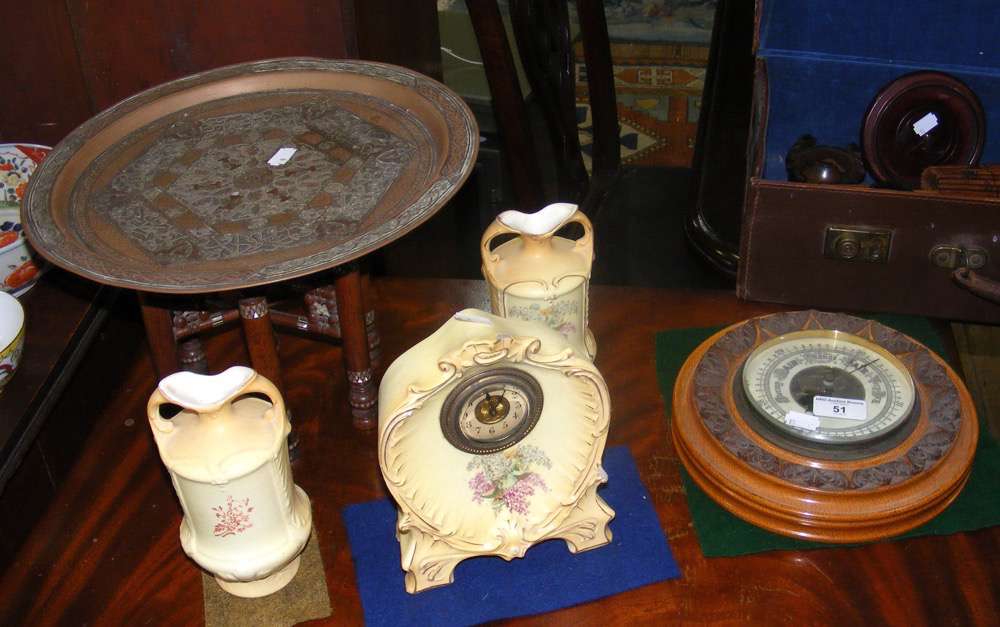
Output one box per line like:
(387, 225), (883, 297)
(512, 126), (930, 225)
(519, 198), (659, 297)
(378, 309), (614, 593)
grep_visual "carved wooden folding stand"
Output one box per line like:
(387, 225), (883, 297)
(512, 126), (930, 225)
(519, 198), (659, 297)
(23, 58), (478, 427)
(138, 269), (381, 425)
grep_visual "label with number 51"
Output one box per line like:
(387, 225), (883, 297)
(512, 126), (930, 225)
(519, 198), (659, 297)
(813, 396), (867, 421)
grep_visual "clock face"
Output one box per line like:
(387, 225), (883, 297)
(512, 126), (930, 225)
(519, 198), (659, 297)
(440, 367), (543, 454)
(741, 330), (916, 445)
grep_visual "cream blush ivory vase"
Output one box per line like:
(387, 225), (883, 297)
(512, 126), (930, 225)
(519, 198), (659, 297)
(481, 202), (596, 360)
(147, 366), (311, 597)
(378, 309), (614, 593)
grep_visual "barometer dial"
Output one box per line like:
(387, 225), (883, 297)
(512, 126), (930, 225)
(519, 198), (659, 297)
(742, 330), (915, 444)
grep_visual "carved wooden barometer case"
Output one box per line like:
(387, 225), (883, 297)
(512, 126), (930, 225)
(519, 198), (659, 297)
(378, 310), (614, 593)
(672, 310), (978, 542)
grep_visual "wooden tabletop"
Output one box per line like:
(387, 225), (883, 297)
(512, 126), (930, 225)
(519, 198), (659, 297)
(1, 278), (996, 625)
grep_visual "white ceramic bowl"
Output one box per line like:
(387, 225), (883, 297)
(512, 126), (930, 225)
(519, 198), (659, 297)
(0, 143), (51, 295)
(0, 291), (25, 393)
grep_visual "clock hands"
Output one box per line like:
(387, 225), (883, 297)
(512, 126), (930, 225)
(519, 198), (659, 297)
(476, 390), (510, 423)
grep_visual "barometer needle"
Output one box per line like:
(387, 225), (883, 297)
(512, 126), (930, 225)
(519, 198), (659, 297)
(847, 357), (880, 375)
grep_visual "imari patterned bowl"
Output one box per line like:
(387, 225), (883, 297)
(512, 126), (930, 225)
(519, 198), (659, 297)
(0, 290), (25, 394)
(0, 143), (51, 295)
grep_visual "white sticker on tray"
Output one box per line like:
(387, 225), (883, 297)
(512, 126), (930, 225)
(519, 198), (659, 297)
(784, 411), (820, 431)
(813, 396), (867, 420)
(267, 147), (298, 166)
(912, 112), (939, 136)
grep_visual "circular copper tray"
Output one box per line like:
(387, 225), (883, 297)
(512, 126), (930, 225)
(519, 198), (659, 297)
(23, 58), (478, 293)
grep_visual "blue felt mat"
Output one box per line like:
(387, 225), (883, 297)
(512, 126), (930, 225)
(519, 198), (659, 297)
(343, 446), (680, 626)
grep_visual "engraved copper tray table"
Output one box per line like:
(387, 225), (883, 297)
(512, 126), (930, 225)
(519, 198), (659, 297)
(22, 58), (478, 425)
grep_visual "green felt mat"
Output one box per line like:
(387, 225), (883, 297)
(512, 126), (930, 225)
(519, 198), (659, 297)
(655, 314), (1000, 557)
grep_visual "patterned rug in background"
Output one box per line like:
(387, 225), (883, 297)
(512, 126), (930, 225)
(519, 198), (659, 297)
(574, 0), (716, 169)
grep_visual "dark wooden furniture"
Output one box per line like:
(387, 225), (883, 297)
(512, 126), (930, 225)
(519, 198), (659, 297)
(0, 269), (113, 562)
(2, 0), (441, 147)
(467, 1), (732, 290)
(684, 0), (754, 278)
(468, 0), (620, 216)
(1, 278), (995, 624)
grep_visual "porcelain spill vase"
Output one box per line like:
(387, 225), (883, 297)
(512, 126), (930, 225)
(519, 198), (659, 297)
(481, 202), (596, 360)
(378, 309), (614, 593)
(147, 366), (311, 598)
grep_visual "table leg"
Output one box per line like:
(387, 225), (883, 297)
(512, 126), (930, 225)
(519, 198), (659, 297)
(138, 294), (179, 381)
(239, 296), (299, 455)
(335, 268), (377, 429)
(361, 273), (382, 369)
(178, 338), (209, 374)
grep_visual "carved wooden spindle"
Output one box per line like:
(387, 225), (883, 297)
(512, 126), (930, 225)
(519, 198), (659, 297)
(305, 282), (381, 368)
(334, 268), (377, 429)
(238, 296), (299, 455)
(138, 294), (180, 380)
(177, 338), (208, 374)
(361, 273), (382, 369)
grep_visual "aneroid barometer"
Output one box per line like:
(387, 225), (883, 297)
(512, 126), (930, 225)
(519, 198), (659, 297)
(672, 310), (978, 542)
(378, 309), (613, 593)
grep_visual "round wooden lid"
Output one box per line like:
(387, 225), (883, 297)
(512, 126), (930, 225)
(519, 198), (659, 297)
(861, 71), (985, 190)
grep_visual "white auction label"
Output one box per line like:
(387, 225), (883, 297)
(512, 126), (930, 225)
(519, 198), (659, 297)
(267, 147), (298, 166)
(912, 112), (939, 136)
(813, 395), (867, 420)
(784, 411), (820, 431)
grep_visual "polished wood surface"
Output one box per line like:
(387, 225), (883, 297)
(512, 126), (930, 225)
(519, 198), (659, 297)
(1, 278), (997, 625)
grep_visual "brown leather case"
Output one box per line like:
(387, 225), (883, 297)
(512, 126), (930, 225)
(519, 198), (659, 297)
(738, 14), (1000, 324)
(738, 180), (1000, 323)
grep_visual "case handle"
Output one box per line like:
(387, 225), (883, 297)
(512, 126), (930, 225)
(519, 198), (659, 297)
(953, 268), (1000, 305)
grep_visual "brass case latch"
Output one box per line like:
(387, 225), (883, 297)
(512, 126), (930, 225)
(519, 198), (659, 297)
(824, 227), (892, 263)
(929, 245), (988, 270)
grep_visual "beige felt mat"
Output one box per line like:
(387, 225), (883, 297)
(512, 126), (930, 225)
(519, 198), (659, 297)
(202, 528), (331, 627)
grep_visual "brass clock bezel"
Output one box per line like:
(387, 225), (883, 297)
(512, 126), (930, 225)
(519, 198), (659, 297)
(440, 366), (543, 455)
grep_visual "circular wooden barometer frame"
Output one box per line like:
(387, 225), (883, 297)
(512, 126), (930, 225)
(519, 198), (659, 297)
(671, 310), (978, 543)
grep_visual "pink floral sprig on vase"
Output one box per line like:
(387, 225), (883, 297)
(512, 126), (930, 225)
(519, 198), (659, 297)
(212, 496), (254, 537)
